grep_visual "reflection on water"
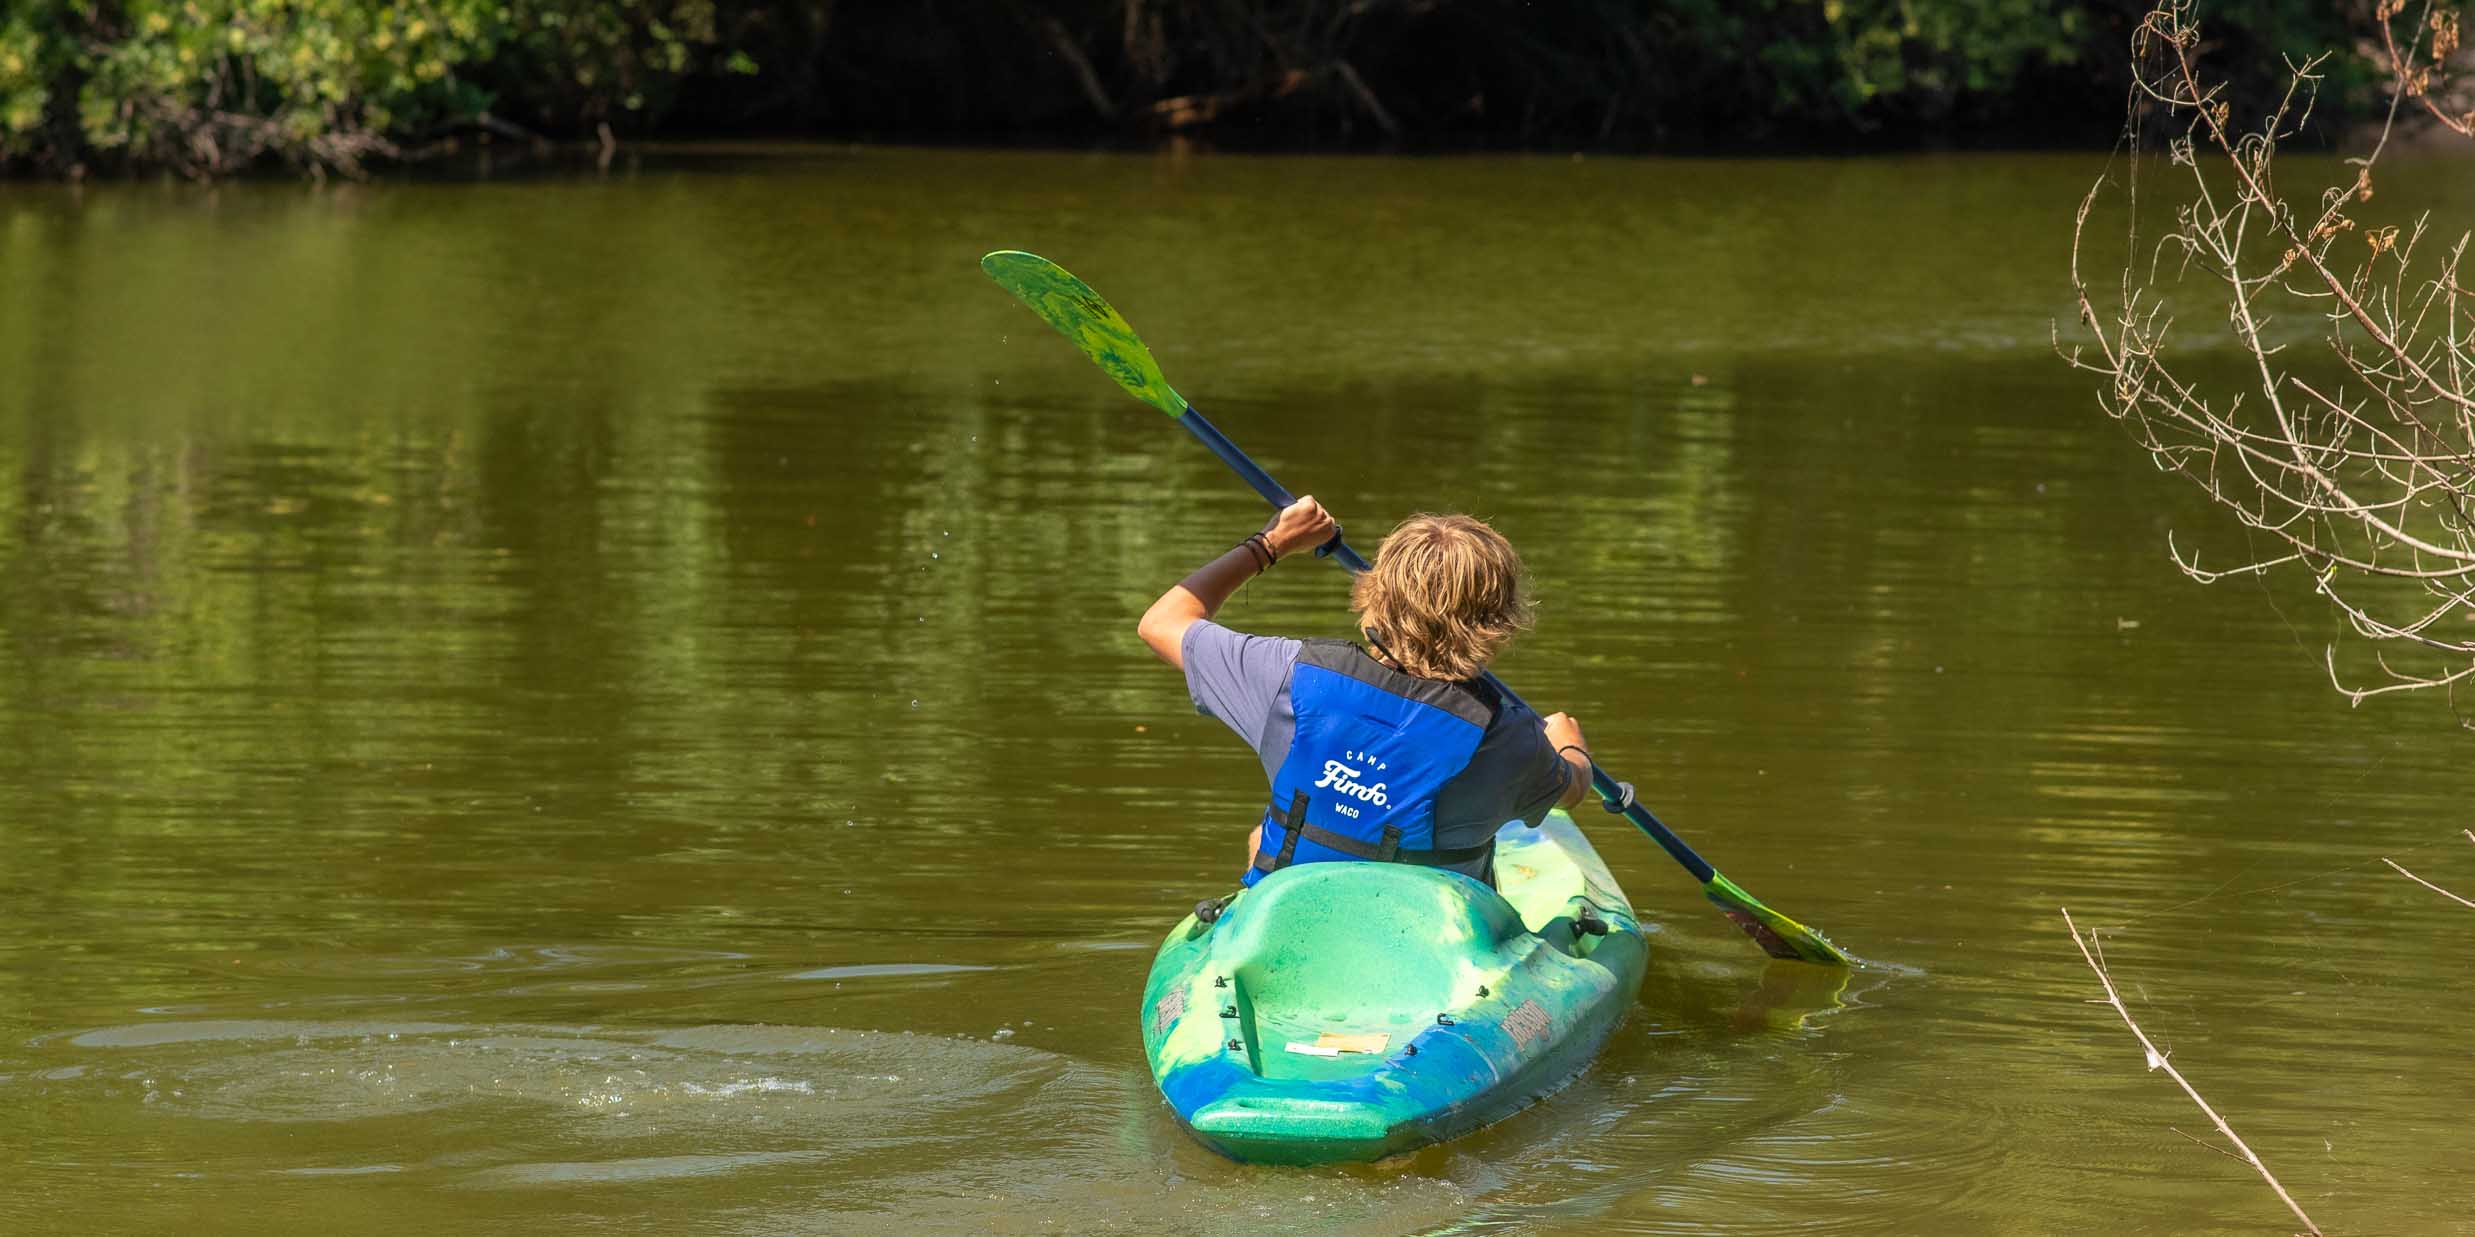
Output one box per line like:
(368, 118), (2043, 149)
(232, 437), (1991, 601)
(4, 148), (2475, 1234)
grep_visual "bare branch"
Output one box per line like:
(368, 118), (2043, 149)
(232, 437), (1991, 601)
(2062, 909), (2326, 1237)
(2382, 857), (2475, 907)
(2066, 3), (2475, 708)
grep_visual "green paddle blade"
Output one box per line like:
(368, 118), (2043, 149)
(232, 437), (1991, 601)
(980, 251), (1188, 417)
(1705, 872), (1853, 966)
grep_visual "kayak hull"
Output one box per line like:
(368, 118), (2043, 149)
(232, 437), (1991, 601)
(1140, 811), (1649, 1164)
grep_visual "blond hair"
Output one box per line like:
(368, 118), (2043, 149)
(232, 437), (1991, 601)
(1350, 514), (1533, 680)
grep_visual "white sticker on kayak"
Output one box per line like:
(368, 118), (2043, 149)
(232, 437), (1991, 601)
(1284, 1032), (1389, 1056)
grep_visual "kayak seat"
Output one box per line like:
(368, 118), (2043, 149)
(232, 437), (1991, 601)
(1211, 861), (1531, 1069)
(1143, 812), (1649, 1162)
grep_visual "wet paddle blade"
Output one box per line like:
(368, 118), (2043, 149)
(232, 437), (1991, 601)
(980, 251), (1188, 417)
(1704, 872), (1852, 966)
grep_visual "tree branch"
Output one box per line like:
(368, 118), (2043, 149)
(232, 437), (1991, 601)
(2062, 909), (2325, 1237)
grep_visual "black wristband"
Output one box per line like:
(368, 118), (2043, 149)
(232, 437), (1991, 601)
(1555, 744), (1589, 762)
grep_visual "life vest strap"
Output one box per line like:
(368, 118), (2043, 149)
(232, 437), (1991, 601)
(1271, 789), (1308, 869)
(1251, 804), (1495, 874)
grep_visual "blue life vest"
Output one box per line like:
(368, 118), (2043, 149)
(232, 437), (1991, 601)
(1247, 640), (1501, 887)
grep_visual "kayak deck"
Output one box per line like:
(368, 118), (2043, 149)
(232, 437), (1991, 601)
(1141, 810), (1649, 1164)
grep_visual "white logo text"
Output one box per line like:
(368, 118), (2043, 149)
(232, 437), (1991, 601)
(1313, 760), (1390, 807)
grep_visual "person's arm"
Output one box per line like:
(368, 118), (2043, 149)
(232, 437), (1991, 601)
(1138, 496), (1336, 669)
(1542, 711), (1593, 810)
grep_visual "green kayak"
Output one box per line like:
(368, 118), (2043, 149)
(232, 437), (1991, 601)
(1140, 810), (1650, 1164)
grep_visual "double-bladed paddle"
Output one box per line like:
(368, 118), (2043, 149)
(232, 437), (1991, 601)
(982, 249), (1850, 967)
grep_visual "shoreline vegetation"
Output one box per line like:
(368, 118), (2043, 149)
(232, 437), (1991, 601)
(0, 1), (2407, 180)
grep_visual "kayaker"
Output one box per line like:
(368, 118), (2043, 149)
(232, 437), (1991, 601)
(1138, 496), (1595, 888)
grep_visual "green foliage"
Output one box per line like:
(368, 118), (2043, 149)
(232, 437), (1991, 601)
(0, 12), (65, 146)
(0, 1), (748, 177)
(1653, 0), (2077, 124)
(1804, 0), (2085, 109)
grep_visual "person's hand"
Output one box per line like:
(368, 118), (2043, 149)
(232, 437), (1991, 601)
(1542, 711), (1587, 755)
(1260, 495), (1338, 560)
(1543, 712), (1591, 807)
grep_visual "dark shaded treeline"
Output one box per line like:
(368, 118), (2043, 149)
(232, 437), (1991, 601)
(685, 0), (2370, 151)
(0, 1), (2390, 177)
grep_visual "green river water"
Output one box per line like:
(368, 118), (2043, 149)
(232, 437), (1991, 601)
(3, 148), (2471, 1235)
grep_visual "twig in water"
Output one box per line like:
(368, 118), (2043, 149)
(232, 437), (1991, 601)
(2382, 857), (2475, 908)
(2062, 908), (2325, 1237)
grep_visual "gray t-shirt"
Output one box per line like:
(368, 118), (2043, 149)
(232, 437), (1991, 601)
(1179, 619), (1571, 884)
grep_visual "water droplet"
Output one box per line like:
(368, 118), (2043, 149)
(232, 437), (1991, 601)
(930, 551), (939, 559)
(910, 699), (920, 709)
